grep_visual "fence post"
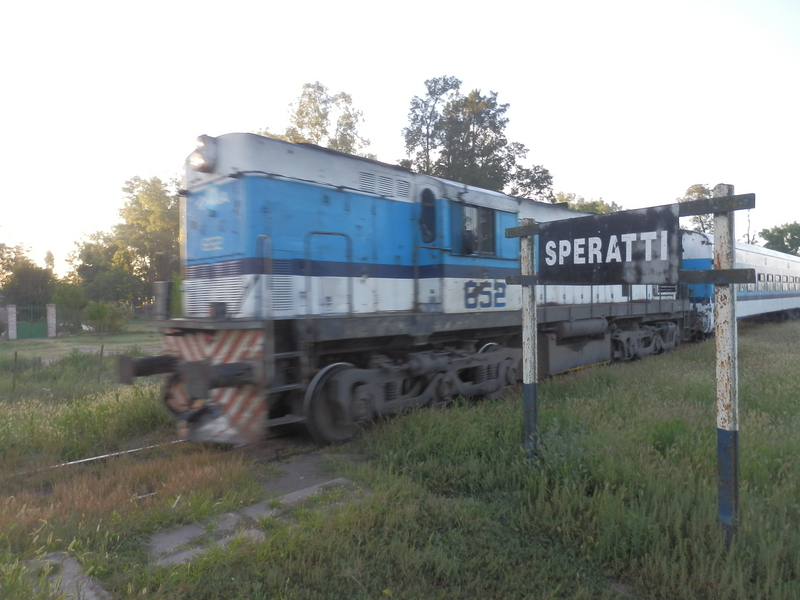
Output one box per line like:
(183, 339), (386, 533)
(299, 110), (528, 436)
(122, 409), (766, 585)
(713, 183), (739, 545)
(47, 304), (57, 338)
(7, 305), (17, 340)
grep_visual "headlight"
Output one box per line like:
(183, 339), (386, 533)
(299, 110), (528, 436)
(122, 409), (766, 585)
(189, 134), (217, 172)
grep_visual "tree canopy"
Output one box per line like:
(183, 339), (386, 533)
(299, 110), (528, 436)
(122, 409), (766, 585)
(0, 243), (29, 289)
(1, 259), (55, 306)
(402, 76), (553, 201)
(760, 222), (800, 256)
(553, 192), (622, 214)
(115, 176), (181, 282)
(677, 184), (714, 233)
(259, 82), (372, 157)
(67, 176), (180, 303)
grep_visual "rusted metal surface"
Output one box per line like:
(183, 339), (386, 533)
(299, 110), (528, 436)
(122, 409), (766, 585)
(712, 183), (740, 544)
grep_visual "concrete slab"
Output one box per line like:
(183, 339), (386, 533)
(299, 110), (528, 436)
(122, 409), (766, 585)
(156, 546), (206, 566)
(217, 528), (267, 549)
(263, 452), (333, 494)
(149, 522), (207, 557)
(44, 552), (112, 600)
(240, 501), (277, 521)
(280, 477), (351, 504)
(213, 512), (242, 532)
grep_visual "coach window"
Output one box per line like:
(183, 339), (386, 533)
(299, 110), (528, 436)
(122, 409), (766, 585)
(463, 204), (495, 255)
(758, 273), (765, 292)
(419, 189), (436, 244)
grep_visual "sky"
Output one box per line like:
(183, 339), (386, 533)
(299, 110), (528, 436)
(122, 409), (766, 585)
(2, 0), (799, 276)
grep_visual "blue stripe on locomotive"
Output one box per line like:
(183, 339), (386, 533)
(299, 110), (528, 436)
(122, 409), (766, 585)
(185, 175), (521, 281)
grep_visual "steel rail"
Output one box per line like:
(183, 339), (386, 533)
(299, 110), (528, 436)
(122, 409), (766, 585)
(10, 439), (188, 477)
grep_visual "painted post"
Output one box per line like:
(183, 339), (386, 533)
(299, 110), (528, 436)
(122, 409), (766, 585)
(7, 305), (17, 340)
(46, 304), (57, 338)
(713, 183), (739, 545)
(520, 218), (538, 458)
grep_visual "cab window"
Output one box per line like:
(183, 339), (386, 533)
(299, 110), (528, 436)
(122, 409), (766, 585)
(452, 203), (496, 255)
(419, 189), (436, 244)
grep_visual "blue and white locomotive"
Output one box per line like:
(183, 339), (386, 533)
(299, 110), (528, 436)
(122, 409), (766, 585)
(122, 133), (800, 445)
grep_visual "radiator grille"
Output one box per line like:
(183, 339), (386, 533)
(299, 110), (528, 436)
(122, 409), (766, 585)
(378, 175), (393, 197)
(184, 261), (243, 317)
(359, 172), (375, 193)
(396, 180), (410, 197)
(271, 261), (294, 311)
(654, 284), (677, 296)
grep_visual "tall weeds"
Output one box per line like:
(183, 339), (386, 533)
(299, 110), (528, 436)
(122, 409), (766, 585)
(353, 320), (800, 598)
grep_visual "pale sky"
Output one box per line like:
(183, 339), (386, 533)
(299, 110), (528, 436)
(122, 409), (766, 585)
(3, 0), (799, 276)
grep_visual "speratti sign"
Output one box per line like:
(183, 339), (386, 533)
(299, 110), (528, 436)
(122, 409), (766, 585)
(544, 230), (670, 266)
(536, 205), (681, 286)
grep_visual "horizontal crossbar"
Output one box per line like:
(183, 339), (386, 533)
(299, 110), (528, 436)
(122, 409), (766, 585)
(678, 194), (755, 216)
(505, 275), (538, 286)
(505, 223), (540, 238)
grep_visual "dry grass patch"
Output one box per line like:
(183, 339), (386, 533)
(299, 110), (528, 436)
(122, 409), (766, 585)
(1, 447), (263, 555)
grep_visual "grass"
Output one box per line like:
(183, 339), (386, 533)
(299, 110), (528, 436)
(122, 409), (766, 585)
(0, 318), (162, 361)
(2, 320), (800, 598)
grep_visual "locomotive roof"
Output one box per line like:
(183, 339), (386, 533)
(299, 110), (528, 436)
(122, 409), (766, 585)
(184, 133), (584, 222)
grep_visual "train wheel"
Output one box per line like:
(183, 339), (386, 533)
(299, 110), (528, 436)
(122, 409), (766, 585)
(305, 363), (358, 445)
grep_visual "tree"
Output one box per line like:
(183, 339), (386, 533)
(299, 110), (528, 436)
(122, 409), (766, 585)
(52, 280), (86, 332)
(1, 260), (55, 306)
(115, 176), (181, 283)
(403, 76), (553, 201)
(68, 232), (146, 303)
(403, 75), (461, 174)
(67, 176), (179, 304)
(259, 82), (372, 157)
(0, 243), (29, 288)
(83, 301), (129, 334)
(52, 281), (86, 310)
(677, 184), (713, 233)
(760, 222), (800, 256)
(553, 192), (622, 214)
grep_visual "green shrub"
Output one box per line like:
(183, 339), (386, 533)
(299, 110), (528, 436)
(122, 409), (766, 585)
(83, 302), (130, 333)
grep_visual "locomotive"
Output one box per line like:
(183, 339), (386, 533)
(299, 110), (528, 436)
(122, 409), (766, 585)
(120, 133), (800, 445)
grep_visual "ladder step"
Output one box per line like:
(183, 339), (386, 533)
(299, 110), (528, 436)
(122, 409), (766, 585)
(266, 414), (305, 426)
(266, 383), (304, 394)
(274, 351), (304, 360)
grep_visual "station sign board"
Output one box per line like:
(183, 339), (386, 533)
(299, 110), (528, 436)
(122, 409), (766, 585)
(536, 204), (680, 285)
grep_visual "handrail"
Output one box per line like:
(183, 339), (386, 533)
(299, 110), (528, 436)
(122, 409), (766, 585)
(256, 235), (273, 319)
(304, 232), (354, 320)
